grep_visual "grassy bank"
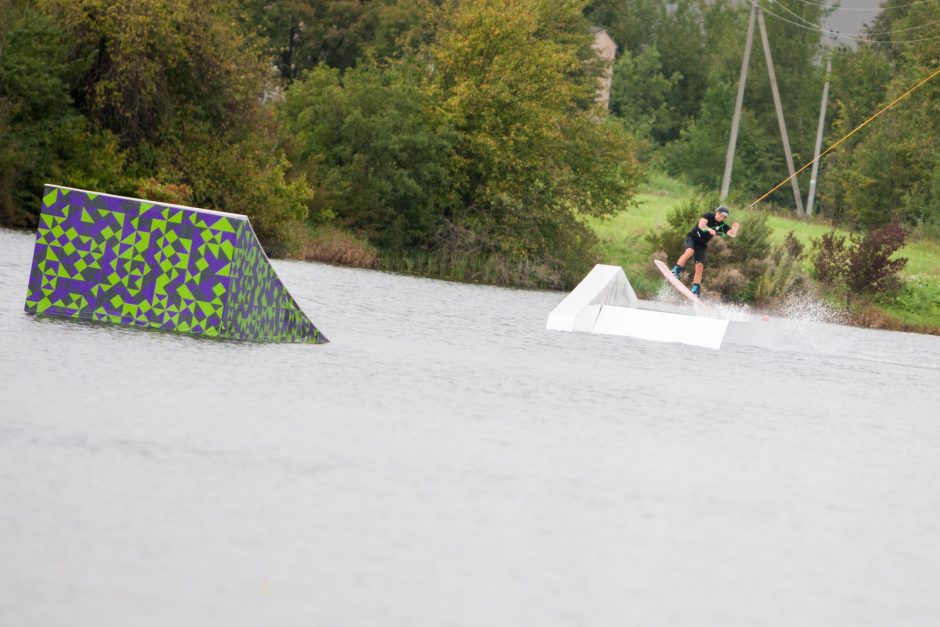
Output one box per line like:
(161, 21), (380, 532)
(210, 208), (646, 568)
(295, 174), (939, 331)
(589, 174), (940, 331)
(296, 226), (568, 289)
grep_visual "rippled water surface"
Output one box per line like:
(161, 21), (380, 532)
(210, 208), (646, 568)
(2, 227), (939, 626)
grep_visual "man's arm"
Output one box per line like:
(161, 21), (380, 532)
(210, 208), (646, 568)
(697, 217), (715, 236)
(727, 222), (741, 238)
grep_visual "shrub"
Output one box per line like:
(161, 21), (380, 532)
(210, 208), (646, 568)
(811, 231), (848, 285)
(709, 266), (747, 298)
(728, 210), (772, 269)
(135, 178), (193, 205)
(645, 200), (781, 303)
(299, 226), (378, 268)
(782, 231), (805, 260)
(754, 239), (807, 307)
(812, 222), (908, 302)
(644, 194), (710, 259)
(845, 220), (908, 297)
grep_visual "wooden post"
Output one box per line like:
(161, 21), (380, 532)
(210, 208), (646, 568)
(757, 6), (805, 215)
(806, 60), (831, 216)
(720, 4), (757, 203)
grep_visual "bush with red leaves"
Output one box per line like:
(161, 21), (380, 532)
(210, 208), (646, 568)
(811, 231), (848, 285)
(812, 221), (908, 298)
(845, 220), (908, 296)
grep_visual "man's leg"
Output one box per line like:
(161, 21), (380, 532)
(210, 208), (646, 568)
(691, 261), (704, 296)
(673, 248), (694, 277)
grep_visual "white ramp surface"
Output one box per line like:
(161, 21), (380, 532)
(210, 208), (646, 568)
(547, 264), (734, 349)
(546, 265), (637, 332)
(594, 306), (729, 350)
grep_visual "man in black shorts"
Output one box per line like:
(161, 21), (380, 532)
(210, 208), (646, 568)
(670, 205), (740, 297)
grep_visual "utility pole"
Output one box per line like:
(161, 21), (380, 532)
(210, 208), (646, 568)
(806, 59), (831, 216)
(756, 5), (805, 215)
(720, 4), (757, 203)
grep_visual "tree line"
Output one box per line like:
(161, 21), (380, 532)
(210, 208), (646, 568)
(1, 0), (937, 288)
(0, 0), (639, 286)
(591, 0), (940, 234)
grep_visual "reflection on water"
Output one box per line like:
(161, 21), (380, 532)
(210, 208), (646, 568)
(1, 228), (939, 627)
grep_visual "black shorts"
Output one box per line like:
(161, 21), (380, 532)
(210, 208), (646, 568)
(683, 235), (707, 264)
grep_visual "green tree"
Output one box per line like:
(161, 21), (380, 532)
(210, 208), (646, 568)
(153, 113), (311, 255)
(608, 46), (682, 145)
(585, 0), (667, 58)
(589, 0), (748, 142)
(815, 46), (894, 223)
(817, 2), (940, 230)
(663, 79), (780, 196)
(243, 0), (431, 80)
(36, 0), (312, 251)
(280, 62), (455, 250)
(677, 1), (825, 204)
(838, 112), (931, 229)
(245, 0), (376, 80)
(592, 0), (828, 205)
(38, 0), (270, 148)
(0, 0), (129, 226)
(430, 0), (641, 282)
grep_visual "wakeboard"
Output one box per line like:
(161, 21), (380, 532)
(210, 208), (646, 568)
(653, 260), (708, 308)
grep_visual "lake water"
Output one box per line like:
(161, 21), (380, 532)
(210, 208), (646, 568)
(2, 226), (939, 626)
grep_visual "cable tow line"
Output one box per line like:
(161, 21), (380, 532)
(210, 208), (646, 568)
(746, 64), (940, 210)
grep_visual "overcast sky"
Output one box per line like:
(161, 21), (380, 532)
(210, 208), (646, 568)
(824, 1), (884, 35)
(793, 0), (886, 46)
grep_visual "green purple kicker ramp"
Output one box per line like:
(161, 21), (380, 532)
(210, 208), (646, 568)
(24, 185), (328, 343)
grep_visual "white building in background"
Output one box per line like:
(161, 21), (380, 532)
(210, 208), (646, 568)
(591, 27), (617, 111)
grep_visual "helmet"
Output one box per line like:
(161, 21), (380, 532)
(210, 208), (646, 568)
(716, 205), (730, 216)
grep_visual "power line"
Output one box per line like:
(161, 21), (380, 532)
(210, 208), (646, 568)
(746, 64), (940, 209)
(764, 0), (940, 35)
(755, 1), (940, 44)
(788, 0), (940, 11)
